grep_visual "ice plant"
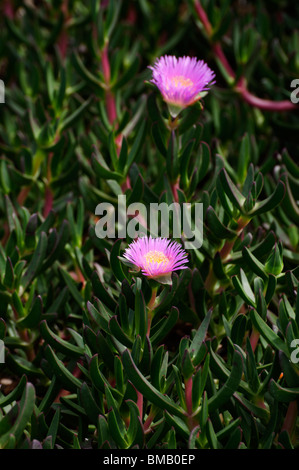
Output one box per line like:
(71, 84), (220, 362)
(149, 55), (216, 117)
(123, 236), (188, 284)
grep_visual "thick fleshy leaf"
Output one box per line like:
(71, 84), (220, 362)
(122, 349), (186, 418)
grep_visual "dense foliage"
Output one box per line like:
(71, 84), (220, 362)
(0, 0), (299, 449)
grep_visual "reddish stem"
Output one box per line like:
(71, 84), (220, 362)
(17, 186), (31, 206)
(121, 176), (131, 192)
(194, 1), (298, 112)
(102, 45), (118, 126)
(236, 80), (297, 111)
(185, 376), (193, 416)
(102, 44), (111, 83)
(249, 327), (260, 353)
(220, 217), (249, 261)
(3, 0), (14, 19)
(213, 43), (235, 80)
(137, 391), (143, 419)
(106, 91), (117, 125)
(144, 413), (154, 434)
(43, 186), (53, 218)
(171, 179), (180, 203)
(194, 0), (212, 36)
(281, 400), (298, 443)
(57, 0), (69, 59)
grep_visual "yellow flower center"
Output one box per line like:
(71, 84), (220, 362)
(144, 250), (169, 267)
(169, 75), (194, 88)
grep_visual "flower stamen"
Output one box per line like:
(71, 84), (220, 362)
(168, 76), (194, 89)
(144, 250), (170, 268)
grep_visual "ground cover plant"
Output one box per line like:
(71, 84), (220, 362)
(0, 0), (299, 450)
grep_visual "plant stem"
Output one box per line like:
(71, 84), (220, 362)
(204, 264), (217, 293)
(185, 376), (193, 416)
(171, 178), (180, 203)
(137, 391), (143, 419)
(281, 400), (298, 444)
(43, 186), (53, 218)
(249, 327), (260, 353)
(220, 217), (250, 261)
(17, 186), (31, 206)
(102, 43), (117, 126)
(147, 287), (158, 335)
(194, 0), (298, 112)
(144, 414), (154, 434)
(57, 0), (69, 60)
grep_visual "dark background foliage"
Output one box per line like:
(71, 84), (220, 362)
(0, 0), (298, 450)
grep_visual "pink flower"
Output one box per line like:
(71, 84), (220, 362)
(123, 236), (188, 284)
(149, 55), (216, 117)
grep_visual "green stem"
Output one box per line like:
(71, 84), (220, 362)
(147, 286), (158, 335)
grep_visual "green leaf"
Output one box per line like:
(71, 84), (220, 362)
(269, 379), (299, 402)
(197, 141), (211, 183)
(71, 52), (103, 88)
(107, 408), (128, 449)
(217, 168), (246, 213)
(91, 271), (117, 311)
(225, 426), (242, 449)
(250, 309), (289, 356)
(3, 257), (14, 289)
(126, 399), (144, 448)
(110, 239), (128, 282)
(47, 408), (60, 448)
(17, 295), (42, 329)
(79, 382), (102, 425)
(151, 122), (167, 157)
(0, 383), (35, 447)
(242, 246), (268, 281)
(208, 349), (243, 412)
(122, 349), (186, 418)
(0, 375), (27, 408)
(44, 345), (83, 392)
(134, 287), (147, 346)
(216, 417), (242, 442)
(21, 232), (48, 292)
(206, 206), (236, 239)
(5, 353), (43, 378)
(181, 349), (195, 379)
(59, 267), (84, 308)
(112, 57), (140, 90)
(0, 160), (11, 194)
(280, 173), (299, 225)
(189, 309), (212, 361)
(92, 154), (123, 181)
(109, 316), (133, 348)
(40, 320), (85, 358)
(150, 306), (179, 346)
(164, 412), (190, 440)
(232, 269), (256, 307)
(127, 119), (147, 169)
(265, 242), (284, 275)
(248, 181), (285, 216)
(245, 338), (260, 393)
(89, 354), (109, 393)
(238, 133), (250, 184)
(206, 419), (220, 449)
(25, 213), (38, 250)
(59, 97), (92, 132)
(180, 138), (196, 188)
